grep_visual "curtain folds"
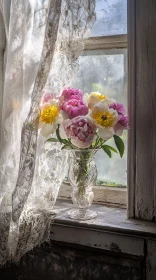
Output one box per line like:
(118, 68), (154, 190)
(0, 0), (95, 265)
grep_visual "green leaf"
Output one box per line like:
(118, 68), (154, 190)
(56, 125), (68, 145)
(61, 144), (72, 150)
(98, 138), (104, 145)
(103, 145), (118, 154)
(113, 135), (125, 158)
(101, 145), (112, 158)
(46, 138), (59, 143)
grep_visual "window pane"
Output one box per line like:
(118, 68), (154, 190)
(73, 49), (127, 186)
(91, 0), (127, 37)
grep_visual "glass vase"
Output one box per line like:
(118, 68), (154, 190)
(68, 149), (98, 220)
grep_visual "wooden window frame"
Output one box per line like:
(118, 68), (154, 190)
(1, 1), (155, 220)
(0, 5), (128, 208)
(59, 183), (127, 208)
(84, 34), (127, 51)
(61, 0), (156, 220)
(128, 0), (156, 221)
(59, 33), (128, 208)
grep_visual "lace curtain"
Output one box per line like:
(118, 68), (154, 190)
(0, 0), (95, 265)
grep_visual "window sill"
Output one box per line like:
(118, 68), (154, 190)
(52, 200), (156, 257)
(58, 183), (127, 208)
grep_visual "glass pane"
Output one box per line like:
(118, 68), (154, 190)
(91, 0), (127, 37)
(73, 49), (127, 186)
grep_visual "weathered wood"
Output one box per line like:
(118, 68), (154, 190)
(54, 201), (156, 238)
(0, 242), (143, 280)
(84, 34), (127, 50)
(51, 224), (144, 257)
(59, 183), (127, 207)
(128, 0), (156, 220)
(135, 0), (156, 220)
(127, 0), (136, 218)
(146, 240), (156, 280)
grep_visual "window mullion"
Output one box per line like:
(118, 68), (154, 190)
(84, 34), (127, 51)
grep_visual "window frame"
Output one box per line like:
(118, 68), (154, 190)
(84, 34), (127, 51)
(58, 33), (128, 207)
(127, 0), (156, 221)
(0, 0), (155, 220)
(59, 182), (127, 207)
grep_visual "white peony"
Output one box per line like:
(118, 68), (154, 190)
(85, 92), (115, 110)
(90, 101), (118, 140)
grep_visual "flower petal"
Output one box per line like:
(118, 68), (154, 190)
(97, 127), (114, 140)
(106, 98), (116, 105)
(108, 109), (118, 125)
(71, 138), (91, 149)
(59, 123), (68, 139)
(114, 123), (124, 136)
(50, 99), (60, 107)
(92, 101), (109, 114)
(40, 123), (54, 137)
(87, 95), (100, 109)
(53, 114), (63, 129)
(109, 102), (126, 115)
(60, 110), (69, 120)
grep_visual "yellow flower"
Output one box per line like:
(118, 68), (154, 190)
(40, 105), (59, 124)
(85, 92), (114, 110)
(39, 99), (62, 137)
(90, 101), (118, 140)
(91, 92), (107, 101)
(92, 111), (115, 128)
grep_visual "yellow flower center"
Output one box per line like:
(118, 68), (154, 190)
(92, 111), (114, 127)
(92, 92), (107, 101)
(40, 105), (59, 124)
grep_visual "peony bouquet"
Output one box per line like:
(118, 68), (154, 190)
(39, 87), (129, 158)
(39, 88), (129, 216)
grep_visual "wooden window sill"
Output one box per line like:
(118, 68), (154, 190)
(58, 183), (127, 208)
(52, 200), (156, 258)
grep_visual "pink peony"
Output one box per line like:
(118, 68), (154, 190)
(62, 116), (96, 148)
(114, 115), (129, 136)
(60, 99), (88, 119)
(109, 102), (126, 116)
(60, 88), (83, 101)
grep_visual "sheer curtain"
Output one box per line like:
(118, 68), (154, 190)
(0, 0), (95, 265)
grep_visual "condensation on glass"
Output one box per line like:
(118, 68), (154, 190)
(73, 49), (127, 186)
(91, 0), (127, 37)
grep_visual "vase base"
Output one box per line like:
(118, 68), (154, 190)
(68, 209), (97, 221)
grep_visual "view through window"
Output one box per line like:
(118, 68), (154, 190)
(73, 0), (127, 187)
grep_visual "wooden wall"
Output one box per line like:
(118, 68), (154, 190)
(128, 0), (156, 221)
(0, 241), (144, 280)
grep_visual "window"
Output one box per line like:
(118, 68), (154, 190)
(59, 0), (128, 207)
(91, 0), (127, 37)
